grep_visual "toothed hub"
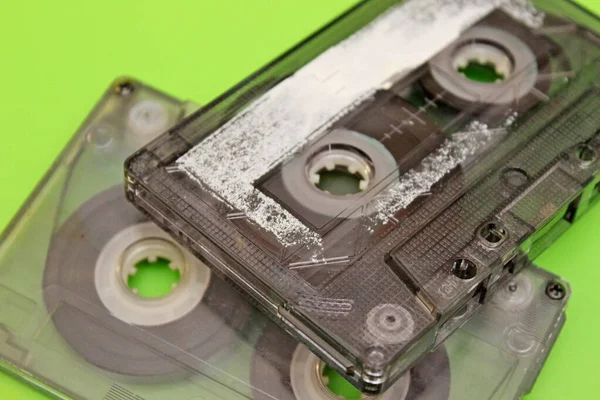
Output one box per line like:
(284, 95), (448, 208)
(289, 344), (410, 400)
(453, 42), (512, 83)
(121, 238), (186, 298)
(307, 147), (373, 196)
(95, 222), (211, 326)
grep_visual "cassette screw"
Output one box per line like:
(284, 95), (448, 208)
(508, 281), (518, 292)
(545, 281), (566, 300)
(114, 80), (135, 96)
(451, 259), (477, 280)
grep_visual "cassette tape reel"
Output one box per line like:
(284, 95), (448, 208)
(125, 0), (600, 393)
(0, 79), (256, 399)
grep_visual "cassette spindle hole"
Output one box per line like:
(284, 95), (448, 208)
(454, 42), (513, 84)
(318, 362), (362, 400)
(127, 257), (181, 299)
(307, 145), (373, 196)
(120, 238), (187, 300)
(289, 344), (413, 400)
(451, 259), (477, 280)
(478, 222), (508, 246)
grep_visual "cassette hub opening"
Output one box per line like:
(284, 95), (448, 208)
(320, 365), (362, 400)
(127, 256), (182, 299)
(454, 42), (512, 83)
(95, 222), (211, 326)
(290, 345), (410, 400)
(279, 128), (398, 220)
(307, 146), (374, 196)
(120, 238), (185, 299)
(426, 25), (537, 107)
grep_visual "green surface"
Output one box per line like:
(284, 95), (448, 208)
(127, 258), (181, 299)
(458, 60), (505, 83)
(323, 365), (362, 400)
(317, 168), (364, 196)
(0, 0), (599, 399)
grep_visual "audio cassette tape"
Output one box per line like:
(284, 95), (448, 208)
(249, 264), (569, 400)
(125, 0), (600, 393)
(0, 78), (256, 399)
(0, 77), (570, 400)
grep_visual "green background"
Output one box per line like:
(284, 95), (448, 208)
(0, 0), (598, 398)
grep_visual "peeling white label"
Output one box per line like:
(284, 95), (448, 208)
(178, 0), (542, 247)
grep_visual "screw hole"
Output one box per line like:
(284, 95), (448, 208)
(114, 80), (136, 96)
(451, 259), (477, 280)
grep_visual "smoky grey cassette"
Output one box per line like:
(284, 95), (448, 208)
(125, 0), (600, 393)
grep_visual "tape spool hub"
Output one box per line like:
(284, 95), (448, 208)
(282, 128), (398, 219)
(250, 322), (450, 400)
(424, 25), (538, 108)
(289, 345), (410, 400)
(453, 41), (514, 83)
(307, 145), (374, 196)
(95, 222), (211, 327)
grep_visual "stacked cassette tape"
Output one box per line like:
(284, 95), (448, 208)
(124, 0), (600, 394)
(2, 0), (599, 399)
(0, 77), (573, 400)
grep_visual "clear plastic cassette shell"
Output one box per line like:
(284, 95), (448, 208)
(250, 264), (569, 400)
(0, 77), (570, 400)
(124, 0), (600, 393)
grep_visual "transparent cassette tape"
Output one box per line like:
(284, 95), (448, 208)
(124, 0), (600, 393)
(0, 78), (570, 400)
(249, 265), (569, 400)
(0, 79), (254, 399)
